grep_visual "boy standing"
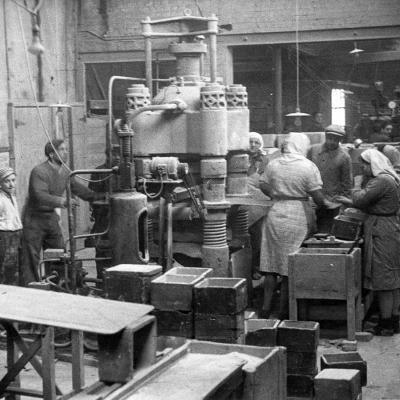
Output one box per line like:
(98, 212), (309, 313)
(0, 167), (22, 285)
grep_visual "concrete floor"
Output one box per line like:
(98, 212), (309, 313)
(3, 249), (397, 399)
(318, 336), (400, 400)
(0, 349), (99, 399)
(0, 333), (399, 399)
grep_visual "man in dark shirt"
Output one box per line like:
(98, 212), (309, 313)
(21, 139), (104, 284)
(308, 124), (353, 232)
(307, 112), (324, 132)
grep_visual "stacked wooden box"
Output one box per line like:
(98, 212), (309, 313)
(151, 267), (212, 337)
(245, 319), (280, 347)
(314, 368), (362, 400)
(194, 277), (247, 343)
(104, 264), (162, 303)
(278, 320), (319, 398)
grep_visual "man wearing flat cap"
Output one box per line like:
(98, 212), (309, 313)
(0, 167), (22, 285)
(308, 124), (353, 232)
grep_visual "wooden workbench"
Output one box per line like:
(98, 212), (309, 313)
(0, 284), (153, 399)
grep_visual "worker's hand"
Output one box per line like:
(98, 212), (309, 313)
(324, 200), (342, 210)
(63, 198), (80, 208)
(334, 195), (352, 206)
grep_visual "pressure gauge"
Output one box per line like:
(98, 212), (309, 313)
(388, 100), (397, 109)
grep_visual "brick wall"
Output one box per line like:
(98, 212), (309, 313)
(80, 0), (400, 39)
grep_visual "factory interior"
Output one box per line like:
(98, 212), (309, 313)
(1, 0), (400, 399)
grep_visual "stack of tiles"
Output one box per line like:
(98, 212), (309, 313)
(194, 278), (247, 343)
(104, 264), (162, 303)
(278, 320), (319, 398)
(151, 267), (212, 337)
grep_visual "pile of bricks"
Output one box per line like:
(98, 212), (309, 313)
(150, 267), (212, 337)
(194, 277), (247, 343)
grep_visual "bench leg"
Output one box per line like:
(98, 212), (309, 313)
(0, 336), (42, 396)
(6, 324), (20, 400)
(356, 294), (362, 331)
(42, 327), (56, 400)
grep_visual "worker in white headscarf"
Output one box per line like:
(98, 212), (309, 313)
(258, 132), (339, 318)
(336, 149), (400, 336)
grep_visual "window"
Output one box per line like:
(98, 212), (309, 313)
(331, 88), (346, 127)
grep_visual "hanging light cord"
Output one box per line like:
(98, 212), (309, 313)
(16, 3), (111, 184)
(295, 0), (300, 111)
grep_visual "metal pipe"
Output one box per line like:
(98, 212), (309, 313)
(208, 15), (218, 82)
(126, 102), (186, 122)
(166, 201), (173, 271)
(73, 230), (108, 241)
(66, 168), (113, 292)
(158, 197), (166, 267)
(142, 17), (153, 98)
(145, 37), (153, 97)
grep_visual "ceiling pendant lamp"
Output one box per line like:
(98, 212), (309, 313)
(286, 0), (310, 117)
(349, 41), (364, 55)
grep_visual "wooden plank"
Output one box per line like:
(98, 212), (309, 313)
(5, 387), (43, 398)
(126, 353), (246, 399)
(0, 285), (152, 334)
(42, 328), (57, 400)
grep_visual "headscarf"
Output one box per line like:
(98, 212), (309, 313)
(280, 132), (310, 160)
(0, 167), (15, 182)
(360, 148), (400, 183)
(249, 132), (266, 155)
(249, 131), (263, 147)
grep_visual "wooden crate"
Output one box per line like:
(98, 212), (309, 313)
(98, 340), (286, 400)
(288, 248), (362, 340)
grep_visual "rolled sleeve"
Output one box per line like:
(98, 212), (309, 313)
(305, 162), (323, 193)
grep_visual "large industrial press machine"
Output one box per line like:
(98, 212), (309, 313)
(60, 12), (256, 292)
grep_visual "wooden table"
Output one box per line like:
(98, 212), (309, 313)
(0, 285), (153, 400)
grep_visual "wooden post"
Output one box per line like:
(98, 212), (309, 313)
(42, 328), (56, 400)
(5, 324), (20, 400)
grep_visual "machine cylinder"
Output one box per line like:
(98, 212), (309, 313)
(226, 153), (249, 196)
(200, 83), (227, 156)
(202, 211), (229, 276)
(126, 84), (151, 110)
(109, 192), (149, 265)
(169, 42), (207, 81)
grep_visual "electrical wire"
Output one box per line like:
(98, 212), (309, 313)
(142, 175), (164, 199)
(295, 0), (300, 110)
(16, 4), (113, 184)
(10, 0), (37, 15)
